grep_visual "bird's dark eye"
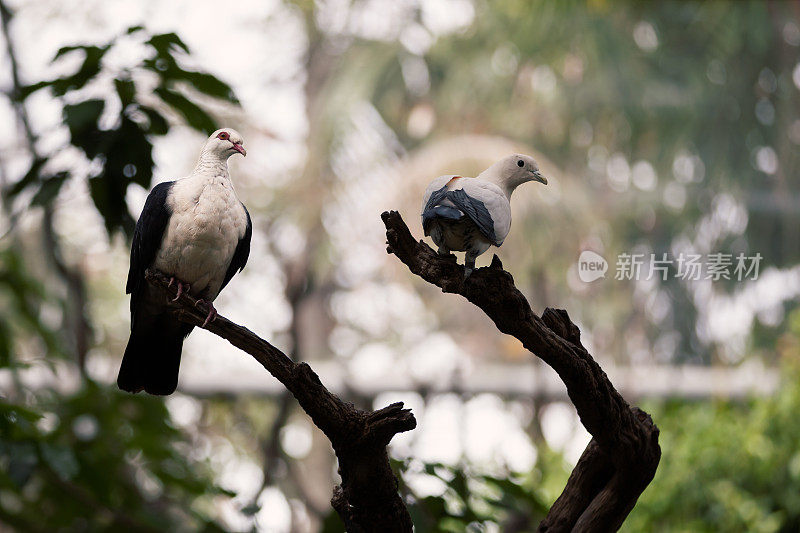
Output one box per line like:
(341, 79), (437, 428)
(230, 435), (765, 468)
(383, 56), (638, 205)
(217, 132), (229, 140)
(517, 159), (524, 167)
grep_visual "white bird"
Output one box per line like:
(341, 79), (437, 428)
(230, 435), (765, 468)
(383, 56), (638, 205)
(118, 128), (252, 395)
(421, 154), (547, 275)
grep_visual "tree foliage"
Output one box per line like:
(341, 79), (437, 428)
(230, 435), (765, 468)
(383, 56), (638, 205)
(6, 26), (237, 237)
(626, 311), (800, 532)
(0, 384), (231, 531)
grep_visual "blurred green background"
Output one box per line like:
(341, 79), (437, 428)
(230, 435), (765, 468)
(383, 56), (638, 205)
(1, 0), (800, 531)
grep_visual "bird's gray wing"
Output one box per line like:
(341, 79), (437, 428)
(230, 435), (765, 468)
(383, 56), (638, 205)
(219, 205), (252, 292)
(445, 188), (499, 245)
(423, 185), (449, 214)
(422, 185), (463, 235)
(126, 181), (174, 303)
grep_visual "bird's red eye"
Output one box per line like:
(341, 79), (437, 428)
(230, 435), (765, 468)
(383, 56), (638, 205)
(217, 132), (229, 140)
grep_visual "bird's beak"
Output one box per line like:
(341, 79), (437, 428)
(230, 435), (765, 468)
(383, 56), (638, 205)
(232, 143), (246, 156)
(533, 170), (547, 185)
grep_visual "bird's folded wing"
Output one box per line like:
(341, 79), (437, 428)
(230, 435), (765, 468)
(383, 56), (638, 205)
(219, 205), (252, 292)
(444, 189), (498, 245)
(450, 181), (511, 246)
(126, 181), (175, 299)
(421, 175), (458, 214)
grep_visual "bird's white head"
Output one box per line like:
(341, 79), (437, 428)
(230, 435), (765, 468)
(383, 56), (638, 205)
(481, 154), (547, 197)
(202, 128), (247, 160)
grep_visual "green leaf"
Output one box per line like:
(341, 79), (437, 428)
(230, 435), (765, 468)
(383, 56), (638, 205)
(142, 39), (238, 105)
(0, 319), (12, 367)
(138, 106), (169, 135)
(88, 171), (136, 237)
(7, 443), (38, 488)
(63, 100), (104, 134)
(53, 45), (85, 60)
(63, 99), (105, 159)
(154, 86), (217, 134)
(112, 116), (154, 188)
(143, 56), (174, 74)
(31, 172), (69, 206)
(5, 157), (45, 198)
(51, 46), (109, 96)
(61, 93), (160, 234)
(52, 43), (107, 63)
(15, 80), (52, 100)
(147, 33), (190, 55)
(0, 250), (67, 359)
(114, 78), (136, 107)
(168, 70), (238, 104)
(0, 402), (43, 423)
(40, 444), (79, 481)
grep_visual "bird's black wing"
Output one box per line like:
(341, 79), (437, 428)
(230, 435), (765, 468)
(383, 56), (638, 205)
(120, 181), (191, 396)
(126, 181), (174, 299)
(219, 204), (252, 292)
(445, 189), (499, 245)
(422, 185), (463, 235)
(422, 185), (449, 217)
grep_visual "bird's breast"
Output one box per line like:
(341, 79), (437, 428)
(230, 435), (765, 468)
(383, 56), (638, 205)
(154, 176), (247, 299)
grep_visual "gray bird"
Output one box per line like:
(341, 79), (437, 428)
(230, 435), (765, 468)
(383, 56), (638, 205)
(421, 154), (547, 275)
(118, 128), (252, 395)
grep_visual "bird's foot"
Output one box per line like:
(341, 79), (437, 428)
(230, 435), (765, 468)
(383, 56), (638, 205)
(464, 259), (476, 278)
(195, 299), (218, 327)
(168, 278), (190, 302)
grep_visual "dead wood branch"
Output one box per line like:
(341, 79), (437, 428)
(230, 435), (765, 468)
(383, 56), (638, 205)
(381, 210), (660, 532)
(145, 269), (415, 532)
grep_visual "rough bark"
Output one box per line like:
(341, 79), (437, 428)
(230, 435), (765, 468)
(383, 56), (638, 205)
(381, 210), (660, 533)
(144, 269), (415, 532)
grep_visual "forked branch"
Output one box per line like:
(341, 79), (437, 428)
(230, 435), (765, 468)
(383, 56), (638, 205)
(381, 210), (660, 532)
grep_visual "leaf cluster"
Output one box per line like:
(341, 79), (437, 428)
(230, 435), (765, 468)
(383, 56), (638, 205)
(5, 26), (238, 237)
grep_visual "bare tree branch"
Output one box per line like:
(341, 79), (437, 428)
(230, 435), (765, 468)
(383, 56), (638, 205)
(144, 269), (416, 532)
(381, 210), (660, 532)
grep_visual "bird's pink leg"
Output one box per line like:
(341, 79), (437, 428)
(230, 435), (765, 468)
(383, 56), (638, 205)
(195, 299), (218, 327)
(169, 278), (190, 301)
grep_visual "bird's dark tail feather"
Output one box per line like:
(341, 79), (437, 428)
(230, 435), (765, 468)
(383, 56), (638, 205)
(422, 205), (463, 235)
(118, 315), (193, 396)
